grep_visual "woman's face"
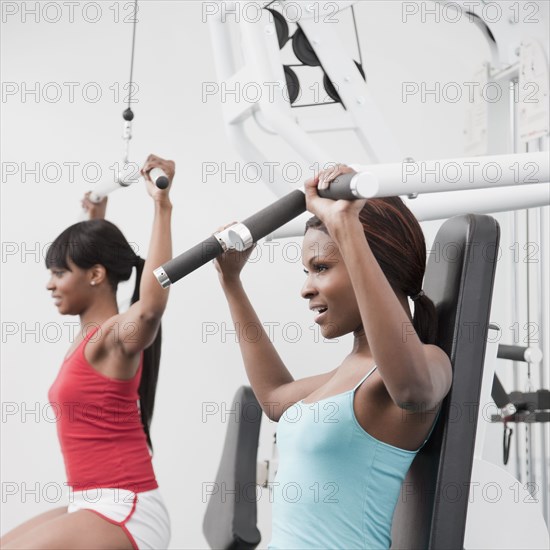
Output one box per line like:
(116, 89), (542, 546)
(301, 228), (362, 339)
(46, 258), (94, 315)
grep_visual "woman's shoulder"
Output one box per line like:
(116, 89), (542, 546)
(422, 344), (453, 384)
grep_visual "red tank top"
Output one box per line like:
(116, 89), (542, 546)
(48, 325), (158, 493)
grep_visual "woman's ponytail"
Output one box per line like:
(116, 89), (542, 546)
(411, 292), (438, 345)
(131, 255), (162, 452)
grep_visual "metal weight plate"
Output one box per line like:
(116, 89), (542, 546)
(266, 8), (289, 49)
(292, 27), (320, 67)
(284, 65), (300, 104)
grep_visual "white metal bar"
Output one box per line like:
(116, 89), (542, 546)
(207, 8), (238, 79)
(350, 152), (549, 198)
(295, 113), (357, 133)
(491, 63), (519, 82)
(266, 183), (550, 240)
(406, 182), (550, 221)
(88, 174), (127, 204)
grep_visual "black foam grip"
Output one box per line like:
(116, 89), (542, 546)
(318, 172), (358, 200)
(155, 176), (169, 190)
(160, 190), (307, 285)
(242, 189), (306, 242)
(162, 235), (223, 284)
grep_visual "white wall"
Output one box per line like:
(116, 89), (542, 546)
(1, 1), (548, 548)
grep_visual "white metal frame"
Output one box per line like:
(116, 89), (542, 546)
(208, 1), (549, 199)
(208, 1), (550, 544)
(208, 0), (404, 198)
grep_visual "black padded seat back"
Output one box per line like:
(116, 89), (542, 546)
(203, 386), (262, 550)
(391, 214), (500, 549)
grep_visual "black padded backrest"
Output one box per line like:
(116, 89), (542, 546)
(203, 386), (262, 550)
(391, 214), (500, 549)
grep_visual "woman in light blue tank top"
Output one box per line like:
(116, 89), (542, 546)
(215, 164), (453, 549)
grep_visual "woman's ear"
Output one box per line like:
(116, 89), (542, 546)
(89, 264), (108, 287)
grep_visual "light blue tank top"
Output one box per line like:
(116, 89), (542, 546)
(269, 366), (428, 550)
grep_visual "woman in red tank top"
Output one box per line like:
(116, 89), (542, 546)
(1, 154), (175, 550)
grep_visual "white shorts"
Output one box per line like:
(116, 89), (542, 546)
(67, 487), (171, 550)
